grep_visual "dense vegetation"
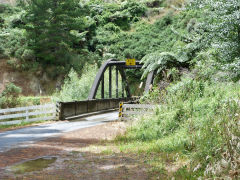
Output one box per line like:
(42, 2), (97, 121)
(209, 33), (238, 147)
(116, 0), (240, 178)
(0, 0), (149, 74)
(0, 0), (239, 178)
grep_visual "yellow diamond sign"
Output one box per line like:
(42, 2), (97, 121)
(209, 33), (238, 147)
(126, 59), (136, 66)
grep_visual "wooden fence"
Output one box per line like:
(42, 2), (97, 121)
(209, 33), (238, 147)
(119, 103), (156, 121)
(0, 104), (56, 125)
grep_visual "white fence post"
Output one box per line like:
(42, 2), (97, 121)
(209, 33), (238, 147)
(26, 109), (29, 121)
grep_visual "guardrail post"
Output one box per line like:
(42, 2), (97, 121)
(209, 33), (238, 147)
(122, 76), (124, 98)
(57, 102), (64, 121)
(26, 109), (29, 121)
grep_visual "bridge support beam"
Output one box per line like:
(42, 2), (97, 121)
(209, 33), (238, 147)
(118, 68), (131, 98)
(101, 73), (104, 99)
(116, 68), (118, 98)
(88, 59), (114, 100)
(109, 66), (112, 98)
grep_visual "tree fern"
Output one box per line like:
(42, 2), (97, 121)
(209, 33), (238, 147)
(141, 52), (179, 78)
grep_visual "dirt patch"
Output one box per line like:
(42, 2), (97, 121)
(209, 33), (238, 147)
(0, 122), (156, 180)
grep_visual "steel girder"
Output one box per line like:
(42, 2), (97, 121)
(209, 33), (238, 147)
(88, 59), (155, 100)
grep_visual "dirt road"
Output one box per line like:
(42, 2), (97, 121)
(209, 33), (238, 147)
(0, 112), (118, 153)
(0, 121), (153, 180)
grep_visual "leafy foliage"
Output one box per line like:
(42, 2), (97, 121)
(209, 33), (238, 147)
(187, 0), (240, 82)
(190, 0), (240, 63)
(22, 0), (91, 68)
(120, 78), (240, 178)
(0, 83), (22, 108)
(141, 52), (179, 78)
(54, 68), (97, 102)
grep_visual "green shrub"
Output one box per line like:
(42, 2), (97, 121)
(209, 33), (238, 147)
(18, 96), (43, 106)
(0, 4), (13, 14)
(120, 79), (240, 178)
(0, 28), (27, 59)
(0, 83), (22, 108)
(54, 67), (98, 102)
(0, 16), (4, 28)
(21, 49), (35, 61)
(190, 0), (240, 63)
(121, 1), (147, 17)
(145, 0), (164, 8)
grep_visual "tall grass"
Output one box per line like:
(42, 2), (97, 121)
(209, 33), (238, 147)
(117, 77), (240, 178)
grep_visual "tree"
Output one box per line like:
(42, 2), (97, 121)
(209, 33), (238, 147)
(190, 0), (240, 63)
(23, 0), (89, 67)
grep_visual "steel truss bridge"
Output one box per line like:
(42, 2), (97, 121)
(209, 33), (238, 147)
(57, 59), (155, 120)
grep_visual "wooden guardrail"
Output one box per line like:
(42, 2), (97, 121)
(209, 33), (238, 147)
(0, 104), (56, 125)
(119, 103), (156, 121)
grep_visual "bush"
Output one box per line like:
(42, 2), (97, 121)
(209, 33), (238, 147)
(145, 0), (163, 8)
(18, 96), (43, 106)
(121, 78), (240, 178)
(121, 1), (147, 17)
(0, 4), (13, 14)
(190, 0), (240, 63)
(54, 68), (98, 102)
(0, 16), (4, 28)
(0, 28), (27, 59)
(21, 49), (35, 61)
(0, 83), (22, 108)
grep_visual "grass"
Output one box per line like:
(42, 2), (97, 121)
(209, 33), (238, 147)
(115, 78), (240, 178)
(18, 96), (52, 106)
(0, 120), (52, 130)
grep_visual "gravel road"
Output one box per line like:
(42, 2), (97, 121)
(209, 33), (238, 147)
(0, 111), (118, 152)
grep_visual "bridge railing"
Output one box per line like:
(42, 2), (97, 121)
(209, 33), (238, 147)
(57, 98), (134, 120)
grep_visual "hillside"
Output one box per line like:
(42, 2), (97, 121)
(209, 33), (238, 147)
(0, 0), (183, 96)
(0, 59), (63, 95)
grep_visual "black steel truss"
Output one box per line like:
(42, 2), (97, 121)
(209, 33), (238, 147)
(88, 59), (155, 100)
